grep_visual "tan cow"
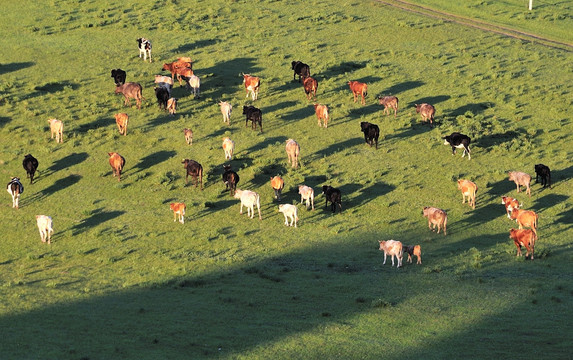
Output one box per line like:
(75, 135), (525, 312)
(170, 202), (186, 224)
(242, 73), (260, 100)
(219, 101), (232, 124)
(115, 82), (143, 110)
(278, 204), (298, 228)
(508, 171), (531, 197)
(510, 208), (538, 236)
(167, 98), (177, 115)
(457, 179), (477, 209)
(423, 206), (447, 235)
(183, 128), (193, 145)
(114, 113), (129, 136)
(509, 228), (536, 260)
(298, 185), (314, 210)
(222, 137), (235, 160)
(313, 104), (329, 128)
(234, 189), (262, 220)
(36, 215), (53, 244)
(285, 139), (300, 169)
(378, 240), (403, 267)
(415, 103), (435, 126)
(501, 196), (520, 219)
(108, 152), (125, 182)
(348, 81), (367, 105)
(378, 96), (399, 117)
(270, 176), (284, 201)
(48, 118), (63, 143)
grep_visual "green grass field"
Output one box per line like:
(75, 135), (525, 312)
(0, 0), (572, 359)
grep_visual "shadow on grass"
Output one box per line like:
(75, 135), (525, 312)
(446, 102), (494, 117)
(173, 39), (220, 53)
(379, 80), (425, 96)
(47, 153), (89, 175)
(70, 208), (126, 235)
(0, 61), (35, 75)
(407, 95), (451, 107)
(311, 137), (364, 160)
(26, 174), (82, 204)
(0, 116), (11, 128)
(132, 151), (176, 175)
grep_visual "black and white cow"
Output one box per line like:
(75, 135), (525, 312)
(291, 61), (310, 82)
(137, 38), (152, 62)
(22, 154), (39, 184)
(322, 185), (342, 213)
(243, 105), (263, 133)
(6, 177), (24, 209)
(443, 132), (471, 160)
(360, 122), (380, 149)
(222, 164), (240, 196)
(534, 164), (551, 188)
(111, 69), (127, 86)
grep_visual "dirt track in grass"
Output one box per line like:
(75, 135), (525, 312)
(375, 0), (573, 51)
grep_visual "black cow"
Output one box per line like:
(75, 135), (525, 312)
(222, 164), (240, 196)
(242, 105), (263, 133)
(22, 154), (39, 184)
(182, 159), (203, 189)
(322, 185), (342, 213)
(360, 122), (380, 149)
(291, 61), (310, 82)
(443, 132), (471, 160)
(111, 69), (126, 86)
(534, 164), (551, 188)
(155, 86), (169, 110)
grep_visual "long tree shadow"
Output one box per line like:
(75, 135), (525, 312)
(474, 129), (521, 149)
(132, 151), (176, 175)
(69, 208), (126, 235)
(0, 61), (35, 75)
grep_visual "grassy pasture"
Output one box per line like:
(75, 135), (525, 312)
(0, 0), (572, 359)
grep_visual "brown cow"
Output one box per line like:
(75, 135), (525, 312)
(457, 179), (477, 209)
(183, 128), (193, 145)
(170, 202), (186, 224)
(115, 82), (143, 110)
(348, 81), (367, 105)
(378, 240), (403, 267)
(270, 176), (284, 201)
(303, 76), (318, 100)
(509, 228), (536, 260)
(423, 206), (447, 235)
(379, 96), (399, 117)
(242, 73), (260, 100)
(508, 171), (531, 197)
(182, 159), (203, 189)
(114, 113), (129, 136)
(501, 196), (520, 219)
(415, 103), (435, 126)
(48, 118), (63, 143)
(162, 58), (192, 84)
(510, 208), (538, 236)
(313, 104), (329, 128)
(285, 139), (300, 169)
(108, 152), (125, 182)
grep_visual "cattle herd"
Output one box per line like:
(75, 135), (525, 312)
(6, 38), (556, 266)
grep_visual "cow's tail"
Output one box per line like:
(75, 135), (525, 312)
(199, 166), (203, 190)
(443, 214), (448, 235)
(256, 194), (262, 220)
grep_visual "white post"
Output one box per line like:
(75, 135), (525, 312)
(529, 0), (533, 10)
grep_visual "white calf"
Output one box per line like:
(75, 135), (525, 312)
(234, 189), (262, 220)
(36, 215), (53, 244)
(222, 137), (235, 160)
(278, 204), (298, 228)
(298, 185), (314, 210)
(48, 118), (63, 143)
(378, 240), (403, 268)
(185, 75), (200, 99)
(219, 101), (232, 124)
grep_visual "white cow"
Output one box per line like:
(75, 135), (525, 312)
(278, 204), (298, 228)
(222, 137), (235, 160)
(36, 215), (53, 244)
(234, 189), (261, 220)
(48, 118), (63, 143)
(219, 101), (232, 124)
(298, 185), (314, 210)
(185, 75), (200, 99)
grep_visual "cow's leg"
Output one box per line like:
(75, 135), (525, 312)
(180, 214), (184, 224)
(239, 202), (243, 215)
(383, 252), (387, 265)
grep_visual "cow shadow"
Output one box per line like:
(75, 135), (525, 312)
(250, 164), (288, 187)
(458, 203), (504, 229)
(474, 130), (521, 149)
(69, 209), (126, 235)
(349, 182), (396, 208)
(550, 165), (573, 186)
(264, 100), (299, 115)
(379, 80), (425, 96)
(173, 39), (220, 53)
(25, 81), (80, 100)
(0, 116), (11, 128)
(148, 112), (179, 128)
(26, 174), (82, 203)
(407, 95), (451, 107)
(279, 106), (311, 123)
(485, 178), (515, 197)
(77, 116), (112, 133)
(383, 120), (435, 143)
(243, 136), (289, 154)
(446, 102), (494, 117)
(532, 194), (568, 213)
(348, 104), (380, 118)
(311, 137), (364, 160)
(0, 61), (34, 75)
(132, 151), (176, 175)
(195, 200), (237, 220)
(46, 152), (89, 176)
(322, 61), (368, 77)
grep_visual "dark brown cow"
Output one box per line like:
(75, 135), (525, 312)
(22, 154), (39, 184)
(303, 76), (318, 100)
(108, 152), (125, 182)
(348, 81), (367, 105)
(115, 82), (143, 110)
(378, 96), (399, 117)
(182, 159), (203, 189)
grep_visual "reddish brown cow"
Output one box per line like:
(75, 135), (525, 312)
(501, 196), (520, 219)
(508, 171), (531, 197)
(114, 113), (129, 136)
(303, 76), (318, 100)
(510, 208), (538, 236)
(115, 82), (143, 110)
(108, 152), (125, 182)
(313, 104), (329, 128)
(415, 103), (435, 125)
(509, 228), (536, 260)
(423, 206), (447, 235)
(242, 73), (260, 100)
(348, 81), (367, 105)
(378, 96), (399, 117)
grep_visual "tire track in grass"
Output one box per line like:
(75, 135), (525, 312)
(375, 0), (573, 51)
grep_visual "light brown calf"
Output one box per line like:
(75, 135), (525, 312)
(508, 171), (531, 197)
(379, 96), (399, 117)
(378, 240), (403, 267)
(242, 73), (260, 101)
(298, 185), (314, 210)
(348, 81), (367, 105)
(108, 152), (125, 182)
(285, 139), (300, 169)
(313, 104), (329, 128)
(183, 128), (193, 145)
(114, 113), (129, 136)
(303, 76), (318, 100)
(404, 245), (422, 264)
(48, 118), (63, 143)
(278, 204), (298, 228)
(170, 202), (186, 224)
(457, 179), (477, 209)
(423, 206), (447, 235)
(415, 103), (435, 125)
(167, 98), (177, 115)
